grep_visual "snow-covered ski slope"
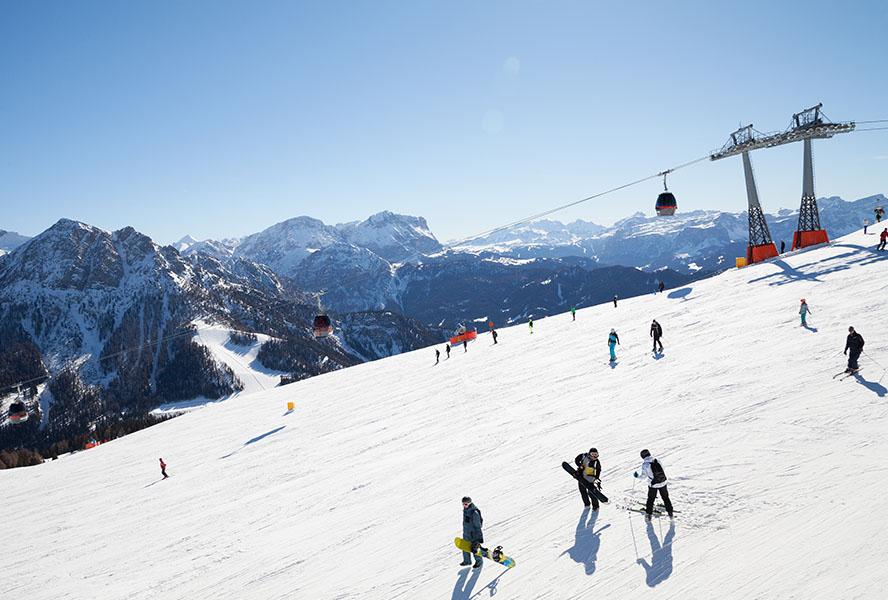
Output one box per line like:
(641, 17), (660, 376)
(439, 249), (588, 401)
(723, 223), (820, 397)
(3, 230), (887, 599)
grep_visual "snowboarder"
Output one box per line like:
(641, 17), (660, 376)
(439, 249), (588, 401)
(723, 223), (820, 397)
(844, 326), (865, 373)
(659, 280), (665, 293)
(780, 240), (786, 254)
(159, 458), (168, 479)
(634, 449), (673, 520)
(608, 329), (620, 362)
(492, 330), (498, 344)
(571, 305), (576, 321)
(878, 228), (887, 251)
(613, 295), (618, 308)
(446, 344), (451, 358)
(436, 349), (440, 363)
(650, 320), (663, 353)
(463, 340), (468, 353)
(460, 496), (484, 569)
(529, 318), (534, 334)
(799, 299), (812, 326)
(574, 448), (602, 510)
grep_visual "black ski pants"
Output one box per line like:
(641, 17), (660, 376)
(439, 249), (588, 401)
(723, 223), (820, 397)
(652, 335), (663, 352)
(645, 485), (673, 517)
(578, 482), (600, 510)
(848, 349), (862, 371)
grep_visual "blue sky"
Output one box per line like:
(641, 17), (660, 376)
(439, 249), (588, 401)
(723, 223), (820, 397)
(1, 0), (886, 245)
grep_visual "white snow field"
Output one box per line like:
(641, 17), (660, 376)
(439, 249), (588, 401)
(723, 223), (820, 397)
(3, 230), (887, 599)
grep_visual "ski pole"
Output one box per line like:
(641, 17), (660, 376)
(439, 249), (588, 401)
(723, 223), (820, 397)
(863, 350), (885, 370)
(628, 512), (639, 560)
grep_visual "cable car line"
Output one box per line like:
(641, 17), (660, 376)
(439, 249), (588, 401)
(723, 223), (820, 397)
(10, 122), (883, 391)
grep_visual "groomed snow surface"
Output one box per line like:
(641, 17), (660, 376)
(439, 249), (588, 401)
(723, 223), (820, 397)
(3, 231), (887, 599)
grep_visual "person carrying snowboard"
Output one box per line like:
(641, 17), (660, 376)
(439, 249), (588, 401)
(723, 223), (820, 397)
(574, 448), (602, 510)
(634, 449), (673, 520)
(844, 326), (865, 373)
(608, 329), (620, 362)
(650, 320), (663, 353)
(878, 228), (887, 251)
(799, 299), (812, 326)
(159, 458), (169, 479)
(460, 496), (484, 569)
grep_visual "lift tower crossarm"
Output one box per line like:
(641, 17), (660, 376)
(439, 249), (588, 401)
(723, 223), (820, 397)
(709, 106), (855, 162)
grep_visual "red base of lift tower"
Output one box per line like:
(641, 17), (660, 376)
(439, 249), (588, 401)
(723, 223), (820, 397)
(747, 243), (779, 265)
(791, 229), (829, 251)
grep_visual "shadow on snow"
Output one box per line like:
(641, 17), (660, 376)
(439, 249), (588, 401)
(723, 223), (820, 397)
(562, 507), (610, 575)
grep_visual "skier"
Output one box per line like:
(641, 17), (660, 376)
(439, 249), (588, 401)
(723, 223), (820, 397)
(159, 458), (168, 479)
(650, 320), (663, 353)
(659, 280), (665, 293)
(607, 329), (620, 362)
(463, 340), (468, 353)
(446, 344), (451, 359)
(780, 240), (786, 254)
(877, 207), (884, 223)
(571, 305), (576, 321)
(492, 330), (498, 344)
(613, 295), (618, 308)
(634, 449), (673, 520)
(799, 299), (812, 326)
(844, 326), (865, 373)
(460, 496), (484, 569)
(529, 318), (534, 334)
(863, 218), (869, 235)
(436, 349), (440, 363)
(573, 448), (602, 510)
(878, 228), (887, 251)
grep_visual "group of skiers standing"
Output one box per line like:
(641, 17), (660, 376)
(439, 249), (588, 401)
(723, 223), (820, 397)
(459, 447), (674, 565)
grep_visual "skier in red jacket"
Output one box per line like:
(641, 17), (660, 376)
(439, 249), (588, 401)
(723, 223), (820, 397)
(159, 458), (169, 479)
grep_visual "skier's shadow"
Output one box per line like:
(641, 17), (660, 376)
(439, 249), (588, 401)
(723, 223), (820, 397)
(802, 324), (818, 333)
(637, 520), (676, 587)
(451, 565), (483, 600)
(667, 287), (693, 301)
(561, 508), (610, 575)
(853, 373), (887, 397)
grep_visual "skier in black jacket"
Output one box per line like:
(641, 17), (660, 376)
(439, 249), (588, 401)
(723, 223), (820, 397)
(650, 320), (663, 353)
(574, 448), (602, 510)
(844, 326), (865, 372)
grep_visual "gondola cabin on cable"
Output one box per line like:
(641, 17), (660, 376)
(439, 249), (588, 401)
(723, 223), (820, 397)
(312, 314), (333, 339)
(449, 324), (477, 345)
(655, 170), (677, 216)
(8, 400), (28, 424)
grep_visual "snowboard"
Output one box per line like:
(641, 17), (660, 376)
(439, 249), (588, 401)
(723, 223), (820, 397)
(561, 461), (609, 503)
(454, 537), (516, 568)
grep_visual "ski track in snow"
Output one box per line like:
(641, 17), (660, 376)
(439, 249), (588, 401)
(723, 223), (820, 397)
(2, 230), (888, 599)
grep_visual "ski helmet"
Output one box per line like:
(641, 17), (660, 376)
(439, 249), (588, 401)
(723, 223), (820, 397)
(461, 496), (472, 504)
(800, 299), (805, 303)
(588, 447), (598, 455)
(640, 449), (651, 459)
(849, 326), (855, 332)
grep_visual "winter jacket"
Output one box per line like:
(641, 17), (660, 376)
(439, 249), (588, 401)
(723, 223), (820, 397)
(608, 332), (620, 346)
(575, 454), (601, 484)
(650, 323), (663, 339)
(462, 503), (483, 543)
(845, 332), (865, 353)
(640, 456), (667, 489)
(881, 230), (888, 241)
(799, 302), (811, 315)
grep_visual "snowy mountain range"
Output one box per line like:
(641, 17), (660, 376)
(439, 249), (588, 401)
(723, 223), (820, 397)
(171, 194), (883, 323)
(0, 219), (442, 454)
(3, 228), (886, 598)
